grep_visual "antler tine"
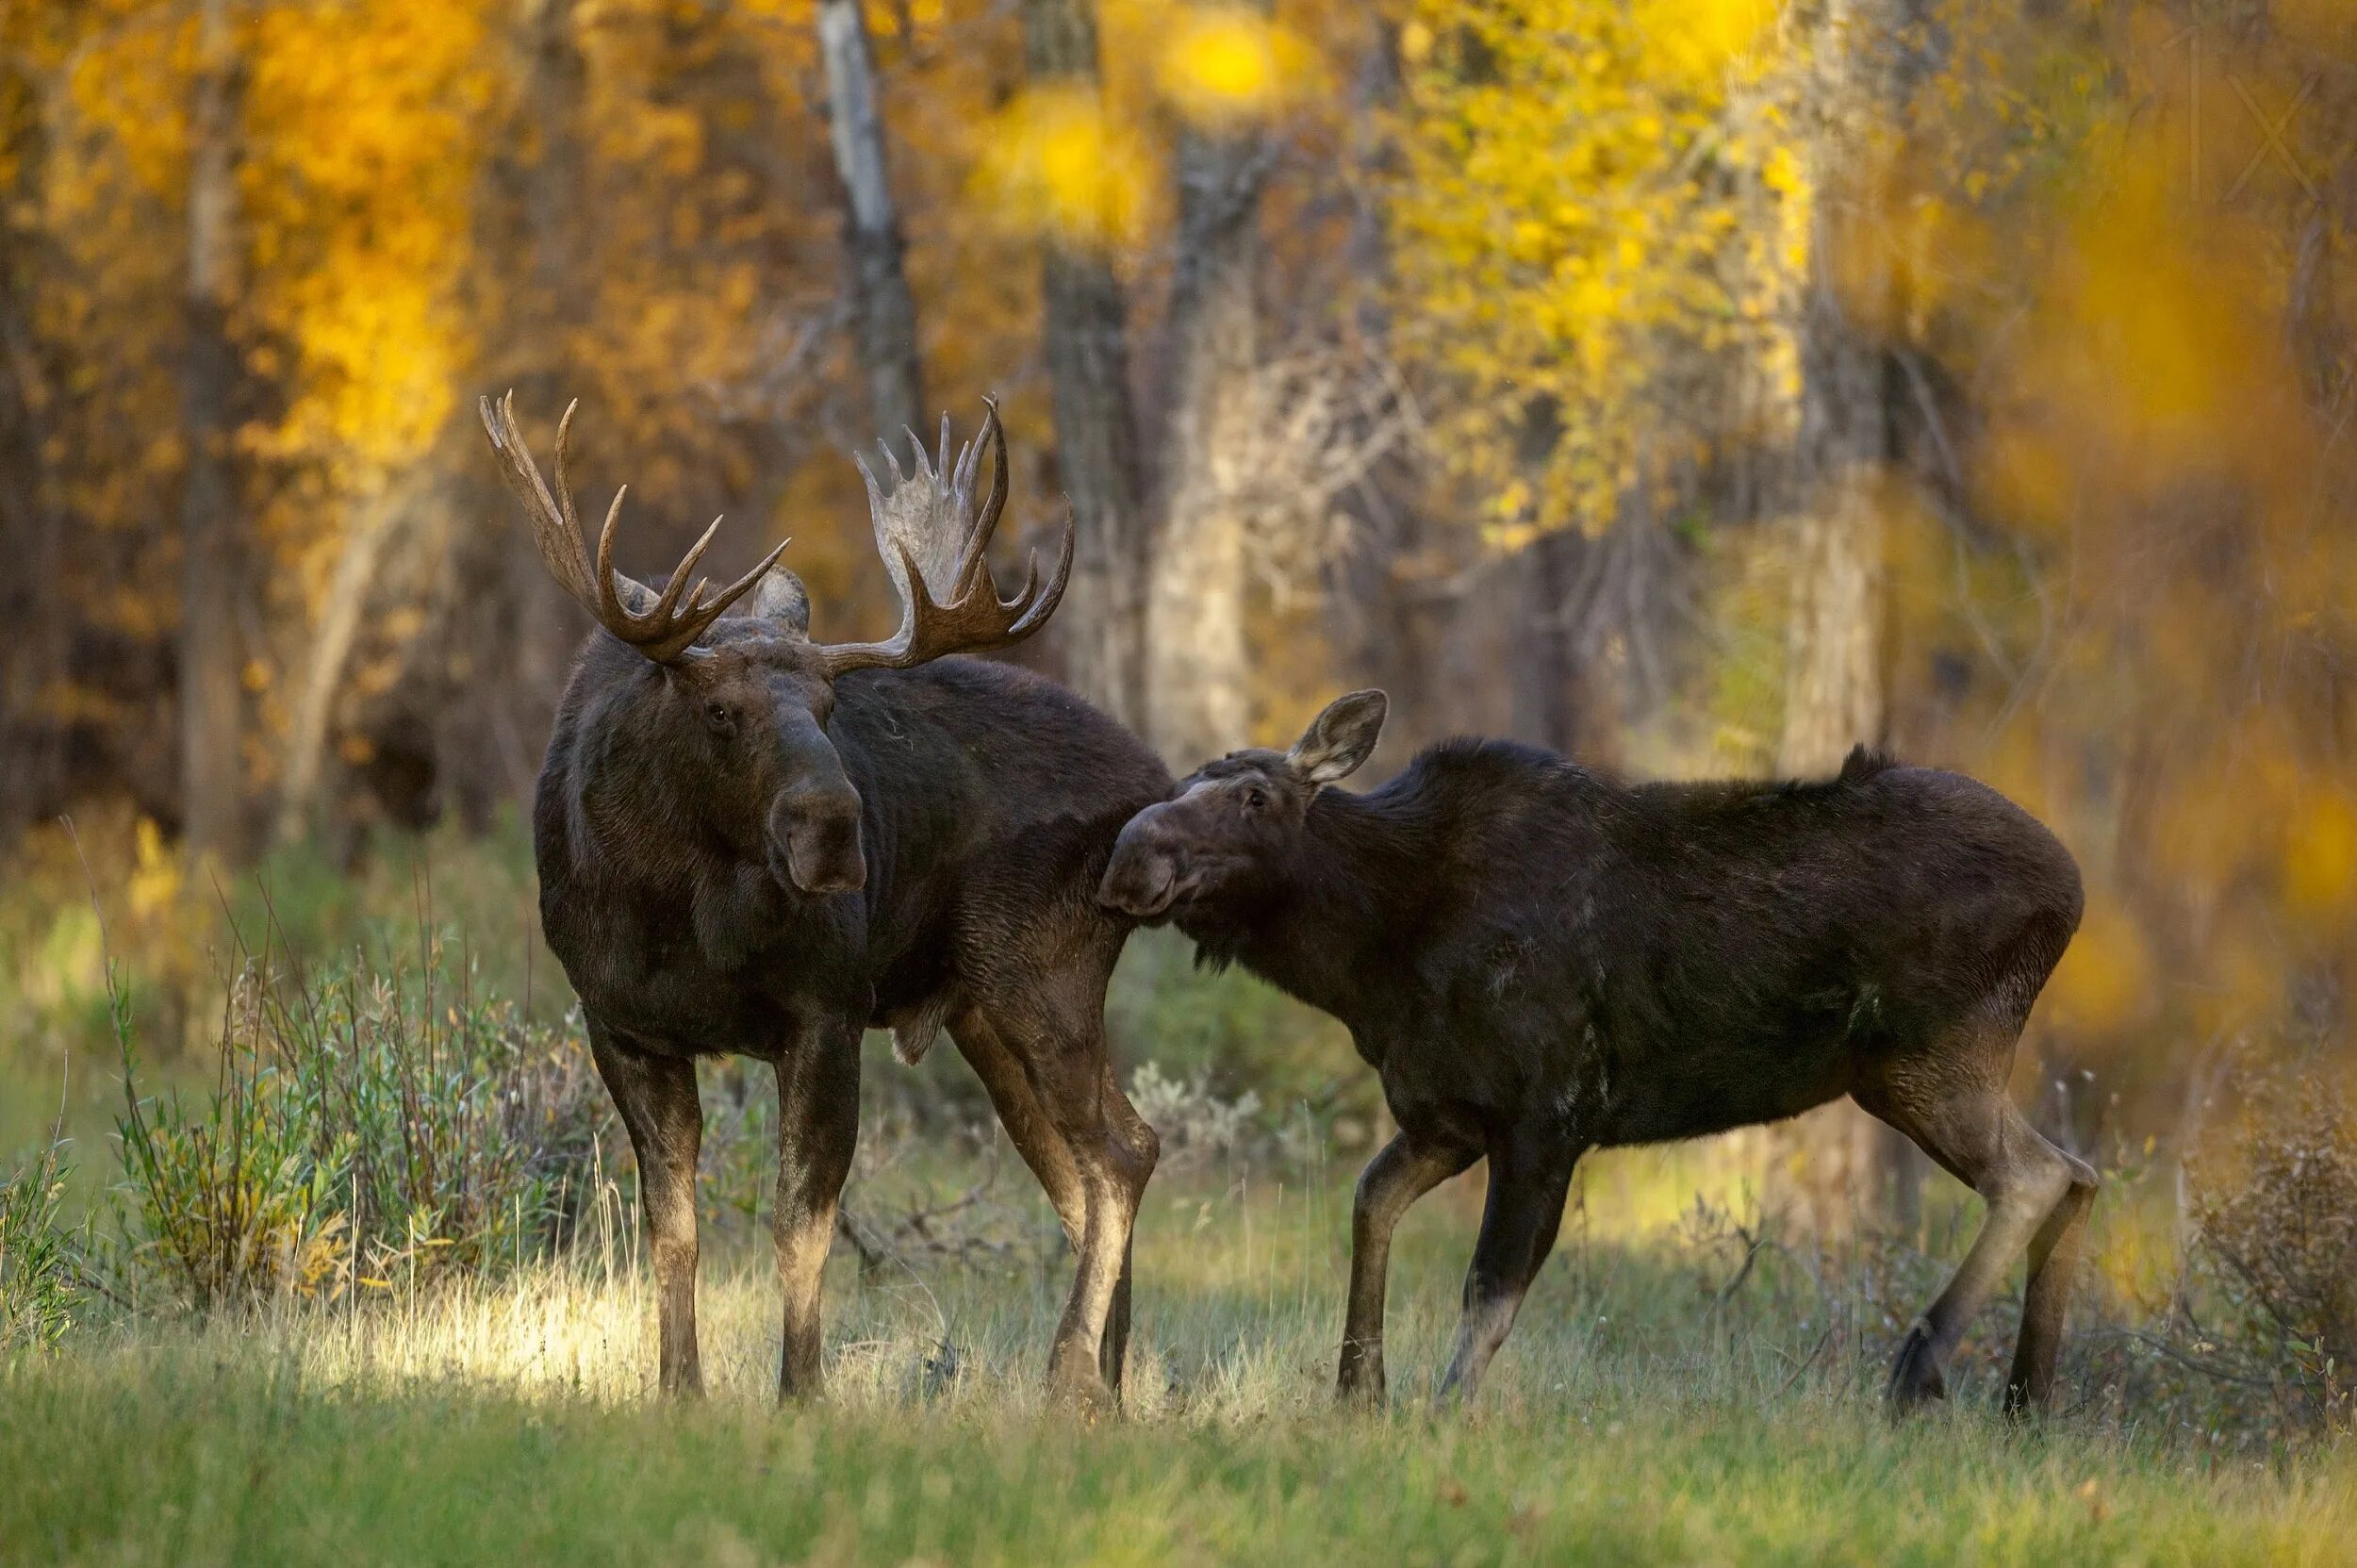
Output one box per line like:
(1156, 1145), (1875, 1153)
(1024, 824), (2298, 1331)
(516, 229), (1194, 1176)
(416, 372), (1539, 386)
(816, 399), (1070, 678)
(480, 391), (602, 612)
(552, 399), (583, 539)
(482, 391), (787, 665)
(1006, 502), (1075, 637)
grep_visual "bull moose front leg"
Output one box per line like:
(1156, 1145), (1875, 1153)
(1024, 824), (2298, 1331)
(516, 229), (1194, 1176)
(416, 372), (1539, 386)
(1338, 1131), (1479, 1405)
(772, 1021), (861, 1401)
(590, 1024), (705, 1396)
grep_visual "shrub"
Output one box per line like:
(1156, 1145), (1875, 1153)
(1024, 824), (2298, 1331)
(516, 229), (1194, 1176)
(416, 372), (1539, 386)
(0, 1128), (90, 1355)
(113, 941), (613, 1310)
(1129, 1061), (1265, 1173)
(2185, 1060), (2355, 1435)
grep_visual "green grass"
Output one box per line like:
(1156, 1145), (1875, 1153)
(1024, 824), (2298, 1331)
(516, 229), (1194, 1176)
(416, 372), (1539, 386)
(9, 1364), (2348, 1567)
(5, 1156), (2352, 1566)
(3, 822), (2350, 1564)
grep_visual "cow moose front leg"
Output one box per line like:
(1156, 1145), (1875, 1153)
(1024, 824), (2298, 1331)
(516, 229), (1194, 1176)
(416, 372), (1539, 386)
(589, 1025), (705, 1397)
(1338, 1131), (1479, 1406)
(1434, 1127), (1581, 1411)
(773, 1022), (861, 1401)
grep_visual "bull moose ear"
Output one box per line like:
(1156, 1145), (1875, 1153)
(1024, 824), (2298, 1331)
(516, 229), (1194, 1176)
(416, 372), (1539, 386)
(1288, 689), (1388, 785)
(751, 562), (812, 635)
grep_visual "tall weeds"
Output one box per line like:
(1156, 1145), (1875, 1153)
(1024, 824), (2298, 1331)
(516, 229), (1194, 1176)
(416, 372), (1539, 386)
(0, 1126), (89, 1356)
(112, 932), (613, 1310)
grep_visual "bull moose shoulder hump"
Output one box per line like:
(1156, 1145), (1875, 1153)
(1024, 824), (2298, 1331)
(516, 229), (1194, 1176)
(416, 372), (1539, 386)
(486, 393), (1169, 1407)
(1100, 688), (2096, 1416)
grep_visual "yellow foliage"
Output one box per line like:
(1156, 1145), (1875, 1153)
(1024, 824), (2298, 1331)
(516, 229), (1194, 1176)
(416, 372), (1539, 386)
(1156, 8), (1318, 125)
(2048, 898), (2157, 1038)
(2283, 793), (2357, 923)
(970, 86), (1158, 251)
(1391, 0), (1805, 536)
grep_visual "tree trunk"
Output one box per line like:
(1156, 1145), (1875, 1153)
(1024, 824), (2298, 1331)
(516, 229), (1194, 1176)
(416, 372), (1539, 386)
(1761, 0), (1928, 1239)
(177, 0), (248, 862)
(1323, 17), (1439, 757)
(272, 485), (404, 844)
(1020, 0), (1149, 729)
(817, 0), (925, 462)
(0, 72), (66, 837)
(1146, 74), (1267, 766)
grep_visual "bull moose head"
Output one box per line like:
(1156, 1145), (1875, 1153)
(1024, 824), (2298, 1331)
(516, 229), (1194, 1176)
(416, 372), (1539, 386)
(482, 392), (1071, 896)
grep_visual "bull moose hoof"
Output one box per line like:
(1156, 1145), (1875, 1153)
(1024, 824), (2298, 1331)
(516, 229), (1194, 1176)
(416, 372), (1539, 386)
(1885, 1322), (1949, 1411)
(1048, 1362), (1117, 1415)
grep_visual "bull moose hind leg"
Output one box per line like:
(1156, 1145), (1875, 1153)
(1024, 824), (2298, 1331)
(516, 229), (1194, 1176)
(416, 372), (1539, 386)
(972, 980), (1156, 1411)
(1857, 1021), (2094, 1415)
(1096, 1060), (1159, 1391)
(950, 1019), (1147, 1395)
(1434, 1125), (1582, 1410)
(588, 1025), (705, 1396)
(1338, 1130), (1480, 1406)
(772, 1022), (861, 1402)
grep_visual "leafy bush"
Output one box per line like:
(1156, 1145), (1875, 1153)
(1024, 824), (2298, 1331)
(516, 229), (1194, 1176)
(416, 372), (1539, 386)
(1129, 1061), (1265, 1172)
(2185, 1061), (2355, 1436)
(0, 1129), (91, 1355)
(113, 942), (613, 1309)
(1107, 929), (1374, 1138)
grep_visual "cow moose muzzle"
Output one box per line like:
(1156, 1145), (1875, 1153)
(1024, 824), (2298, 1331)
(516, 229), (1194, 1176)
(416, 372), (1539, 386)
(1098, 805), (1186, 917)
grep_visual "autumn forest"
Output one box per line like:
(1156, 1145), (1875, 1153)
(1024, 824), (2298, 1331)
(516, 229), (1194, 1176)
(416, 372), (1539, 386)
(2, 1), (2356, 1557)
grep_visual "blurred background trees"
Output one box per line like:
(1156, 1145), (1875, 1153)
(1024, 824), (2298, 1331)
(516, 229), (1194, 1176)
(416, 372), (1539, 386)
(1, 0), (2353, 1202)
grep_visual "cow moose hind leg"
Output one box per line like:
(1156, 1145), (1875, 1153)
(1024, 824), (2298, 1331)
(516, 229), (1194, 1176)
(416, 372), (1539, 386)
(1433, 1126), (1582, 1411)
(1858, 1030), (2097, 1417)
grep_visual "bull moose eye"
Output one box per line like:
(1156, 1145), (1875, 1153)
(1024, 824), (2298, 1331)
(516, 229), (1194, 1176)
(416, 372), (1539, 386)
(702, 701), (734, 735)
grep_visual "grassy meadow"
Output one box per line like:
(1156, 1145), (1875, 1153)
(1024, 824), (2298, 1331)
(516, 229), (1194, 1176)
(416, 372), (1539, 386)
(2, 822), (2352, 1565)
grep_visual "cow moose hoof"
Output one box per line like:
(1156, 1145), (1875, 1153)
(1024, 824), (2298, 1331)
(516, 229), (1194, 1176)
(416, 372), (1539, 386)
(1885, 1322), (1949, 1411)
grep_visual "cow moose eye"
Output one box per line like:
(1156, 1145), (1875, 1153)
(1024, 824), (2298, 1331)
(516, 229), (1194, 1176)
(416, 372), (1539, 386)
(1244, 785), (1269, 812)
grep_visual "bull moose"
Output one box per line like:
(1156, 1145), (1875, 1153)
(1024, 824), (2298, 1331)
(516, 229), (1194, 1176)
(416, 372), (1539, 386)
(1098, 690), (2097, 1413)
(482, 394), (1168, 1405)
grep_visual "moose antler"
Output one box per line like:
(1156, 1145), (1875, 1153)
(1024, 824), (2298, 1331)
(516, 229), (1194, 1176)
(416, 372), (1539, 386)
(479, 391), (788, 664)
(816, 398), (1074, 678)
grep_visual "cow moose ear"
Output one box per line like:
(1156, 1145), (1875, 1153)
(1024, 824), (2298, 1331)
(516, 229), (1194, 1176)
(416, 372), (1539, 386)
(1288, 689), (1388, 785)
(752, 563), (812, 635)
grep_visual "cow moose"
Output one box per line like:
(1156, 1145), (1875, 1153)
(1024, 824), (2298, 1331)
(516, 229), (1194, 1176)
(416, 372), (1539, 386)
(1098, 690), (2097, 1414)
(483, 394), (1169, 1406)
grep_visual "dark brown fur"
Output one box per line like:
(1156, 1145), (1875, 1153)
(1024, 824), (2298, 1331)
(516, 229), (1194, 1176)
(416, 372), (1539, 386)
(488, 393), (1175, 1407)
(1101, 691), (2099, 1413)
(541, 619), (1170, 1404)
